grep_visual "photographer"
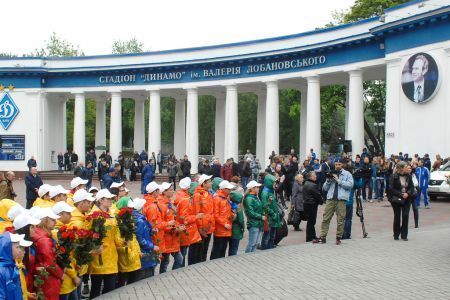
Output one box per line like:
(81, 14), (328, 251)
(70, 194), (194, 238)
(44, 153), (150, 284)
(314, 159), (353, 245)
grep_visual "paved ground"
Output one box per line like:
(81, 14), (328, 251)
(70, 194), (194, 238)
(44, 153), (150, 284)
(10, 178), (450, 299)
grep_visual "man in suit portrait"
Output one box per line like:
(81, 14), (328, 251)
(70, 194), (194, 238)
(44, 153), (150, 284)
(402, 54), (437, 103)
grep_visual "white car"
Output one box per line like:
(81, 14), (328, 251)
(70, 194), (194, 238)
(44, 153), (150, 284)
(428, 162), (450, 200)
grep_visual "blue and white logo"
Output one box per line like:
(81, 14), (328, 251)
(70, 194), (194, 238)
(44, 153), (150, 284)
(0, 92), (19, 130)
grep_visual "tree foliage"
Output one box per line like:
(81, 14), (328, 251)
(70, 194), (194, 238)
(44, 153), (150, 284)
(112, 38), (145, 54)
(31, 32), (84, 57)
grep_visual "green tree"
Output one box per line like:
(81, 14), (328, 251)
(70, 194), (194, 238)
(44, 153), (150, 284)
(31, 32), (84, 57)
(112, 38), (145, 54)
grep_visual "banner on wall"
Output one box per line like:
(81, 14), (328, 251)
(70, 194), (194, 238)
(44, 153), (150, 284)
(0, 135), (25, 160)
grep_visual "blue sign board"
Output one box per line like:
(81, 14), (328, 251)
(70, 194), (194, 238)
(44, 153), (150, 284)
(0, 92), (20, 130)
(0, 135), (25, 160)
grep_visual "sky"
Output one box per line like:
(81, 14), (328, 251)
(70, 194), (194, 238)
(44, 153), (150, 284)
(4, 0), (355, 56)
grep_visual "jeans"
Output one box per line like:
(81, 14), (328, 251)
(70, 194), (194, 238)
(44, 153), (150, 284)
(304, 203), (318, 242)
(362, 178), (373, 200)
(59, 289), (79, 300)
(375, 178), (385, 200)
(188, 241), (203, 265)
(342, 205), (353, 239)
(180, 245), (188, 267)
(90, 273), (117, 299)
(416, 187), (429, 207)
(245, 227), (262, 253)
(169, 176), (177, 190)
(124, 168), (130, 181)
(141, 181), (145, 194)
(241, 177), (249, 191)
(200, 234), (212, 262)
(159, 252), (184, 273)
(391, 201), (411, 239)
(411, 198), (419, 228)
(117, 270), (140, 287)
(210, 236), (230, 259)
(228, 238), (240, 256)
(261, 227), (276, 250)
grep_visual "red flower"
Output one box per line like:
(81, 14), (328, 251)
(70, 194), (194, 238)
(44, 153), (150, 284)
(61, 232), (69, 239)
(92, 232), (100, 239)
(59, 246), (66, 253)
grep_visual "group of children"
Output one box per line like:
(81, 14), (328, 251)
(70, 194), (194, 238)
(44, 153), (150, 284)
(0, 173), (280, 299)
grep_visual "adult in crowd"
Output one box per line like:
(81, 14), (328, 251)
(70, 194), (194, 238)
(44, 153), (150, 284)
(314, 159), (353, 245)
(261, 174), (281, 250)
(388, 161), (415, 241)
(416, 159), (430, 209)
(141, 160), (155, 194)
(243, 180), (264, 253)
(86, 149), (97, 170)
(212, 159), (222, 178)
(167, 160), (179, 190)
(64, 151), (71, 171)
(57, 152), (64, 171)
(180, 155), (192, 179)
(375, 158), (389, 201)
(432, 154), (443, 171)
(70, 152), (79, 171)
(220, 159), (234, 181)
(251, 158), (262, 181)
(239, 158), (251, 191)
(302, 171), (323, 242)
(157, 150), (163, 174)
(27, 156), (37, 170)
(25, 167), (43, 209)
(290, 174), (304, 231)
(360, 156), (373, 202)
(0, 171), (16, 200)
(229, 190), (245, 256)
(408, 163), (420, 228)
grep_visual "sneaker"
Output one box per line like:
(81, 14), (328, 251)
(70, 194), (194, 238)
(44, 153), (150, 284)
(425, 205), (430, 209)
(312, 237), (326, 244)
(336, 238), (342, 245)
(394, 236), (399, 240)
(402, 238), (408, 241)
(369, 200), (374, 203)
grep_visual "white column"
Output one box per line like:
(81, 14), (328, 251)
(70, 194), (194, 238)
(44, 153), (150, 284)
(133, 97), (146, 152)
(299, 88), (307, 161)
(185, 88), (199, 174)
(214, 94), (226, 163)
(306, 76), (321, 159)
(384, 58), (402, 156)
(73, 92), (85, 164)
(347, 70), (365, 155)
(109, 91), (122, 162)
(95, 99), (106, 158)
(148, 90), (161, 159)
(264, 81), (279, 166)
(256, 91), (266, 162)
(344, 85), (350, 140)
(445, 48), (450, 156)
(225, 85), (239, 162)
(174, 95), (186, 160)
(62, 99), (67, 152)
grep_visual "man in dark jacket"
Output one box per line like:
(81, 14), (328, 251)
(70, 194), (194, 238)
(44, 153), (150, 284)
(212, 159), (221, 178)
(25, 167), (43, 208)
(27, 156), (37, 170)
(360, 156), (373, 201)
(180, 155), (191, 178)
(102, 167), (115, 189)
(64, 151), (71, 171)
(239, 158), (251, 191)
(141, 160), (155, 194)
(302, 171), (323, 242)
(231, 158), (239, 177)
(291, 174), (304, 231)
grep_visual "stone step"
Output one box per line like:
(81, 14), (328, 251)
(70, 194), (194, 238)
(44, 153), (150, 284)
(39, 171), (169, 182)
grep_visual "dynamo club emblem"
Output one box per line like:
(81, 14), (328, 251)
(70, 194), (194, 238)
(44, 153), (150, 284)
(0, 92), (20, 130)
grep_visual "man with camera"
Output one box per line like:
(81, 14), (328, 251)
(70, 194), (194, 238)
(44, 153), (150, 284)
(313, 158), (354, 245)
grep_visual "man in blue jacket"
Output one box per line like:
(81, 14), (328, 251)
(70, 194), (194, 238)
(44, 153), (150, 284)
(141, 160), (154, 194)
(416, 159), (430, 208)
(24, 167), (43, 208)
(102, 167), (115, 189)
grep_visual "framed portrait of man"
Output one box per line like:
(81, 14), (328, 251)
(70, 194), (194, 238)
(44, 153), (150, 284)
(401, 53), (439, 104)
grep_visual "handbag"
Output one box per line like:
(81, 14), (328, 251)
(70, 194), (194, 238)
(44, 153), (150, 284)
(287, 207), (296, 225)
(390, 195), (406, 205)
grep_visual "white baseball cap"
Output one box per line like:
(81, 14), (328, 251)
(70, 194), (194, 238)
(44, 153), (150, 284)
(96, 189), (116, 200)
(219, 180), (235, 190)
(70, 177), (88, 189)
(38, 184), (53, 198)
(179, 177), (191, 189)
(49, 185), (69, 199)
(132, 198), (146, 211)
(34, 207), (61, 220)
(73, 189), (95, 203)
(28, 206), (42, 218)
(88, 186), (99, 193)
(127, 199), (136, 208)
(8, 233), (33, 247)
(146, 182), (160, 194)
(52, 201), (75, 215)
(7, 204), (25, 221)
(13, 212), (41, 230)
(198, 174), (213, 185)
(110, 182), (124, 189)
(159, 182), (173, 193)
(246, 180), (262, 190)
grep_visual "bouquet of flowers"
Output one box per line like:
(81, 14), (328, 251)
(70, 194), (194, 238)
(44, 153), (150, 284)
(55, 225), (77, 269)
(116, 207), (135, 262)
(34, 266), (53, 300)
(87, 211), (111, 265)
(73, 228), (95, 266)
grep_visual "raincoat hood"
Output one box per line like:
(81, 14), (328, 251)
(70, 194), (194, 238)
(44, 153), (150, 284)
(189, 182), (199, 196)
(264, 175), (276, 189)
(0, 233), (14, 265)
(116, 196), (132, 210)
(211, 177), (223, 192)
(0, 199), (17, 221)
(229, 191), (243, 204)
